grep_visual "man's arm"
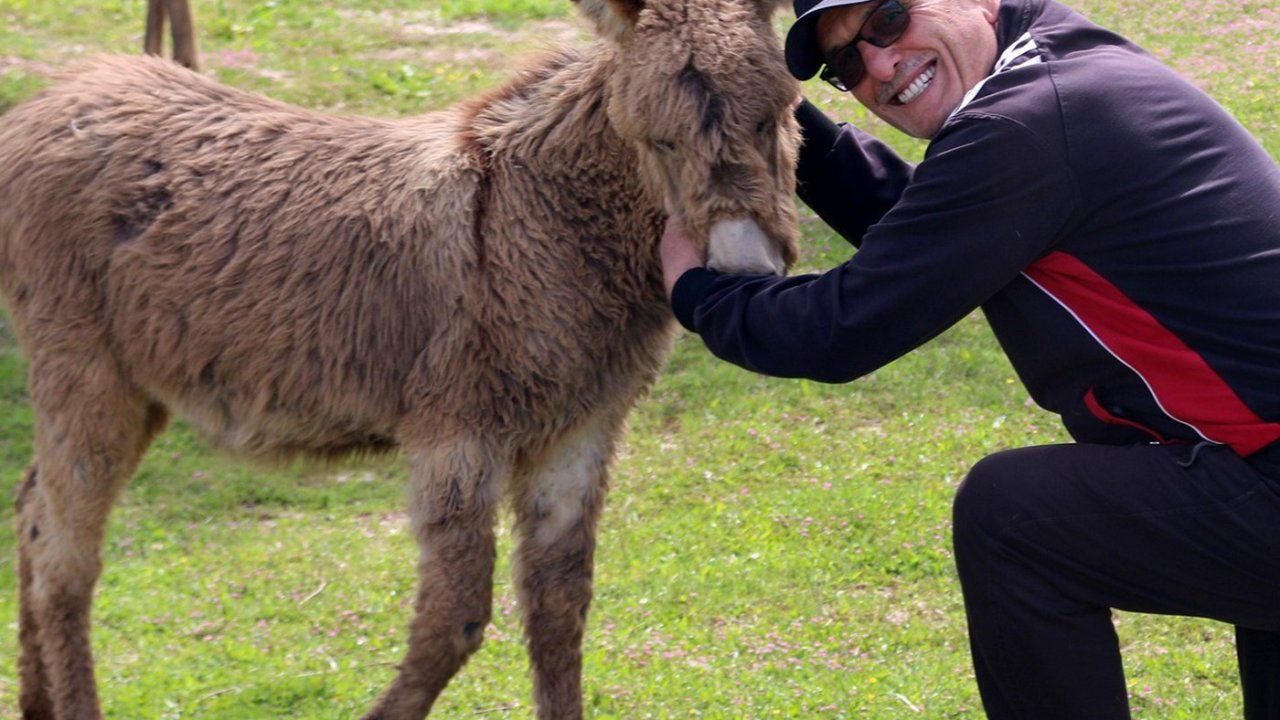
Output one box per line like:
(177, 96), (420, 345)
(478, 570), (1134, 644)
(665, 103), (915, 305)
(794, 99), (916, 247)
(664, 116), (1078, 382)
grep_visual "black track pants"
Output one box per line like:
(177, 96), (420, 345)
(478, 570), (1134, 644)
(952, 441), (1280, 719)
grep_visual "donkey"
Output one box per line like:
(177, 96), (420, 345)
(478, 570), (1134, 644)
(144, 0), (198, 69)
(0, 0), (801, 717)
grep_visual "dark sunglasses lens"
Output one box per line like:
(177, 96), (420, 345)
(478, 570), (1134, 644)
(822, 47), (865, 91)
(865, 0), (910, 47)
(835, 55), (866, 89)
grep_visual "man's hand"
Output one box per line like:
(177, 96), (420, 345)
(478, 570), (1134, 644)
(660, 210), (705, 299)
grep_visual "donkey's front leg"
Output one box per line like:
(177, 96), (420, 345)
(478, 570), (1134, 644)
(513, 423), (613, 720)
(363, 440), (503, 720)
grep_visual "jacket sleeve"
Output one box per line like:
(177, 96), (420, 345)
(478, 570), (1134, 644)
(794, 99), (915, 247)
(671, 115), (1079, 382)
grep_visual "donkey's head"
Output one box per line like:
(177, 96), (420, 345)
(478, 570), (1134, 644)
(576, 0), (801, 275)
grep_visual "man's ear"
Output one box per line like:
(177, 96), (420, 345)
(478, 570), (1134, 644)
(980, 0), (1000, 25)
(573, 0), (644, 44)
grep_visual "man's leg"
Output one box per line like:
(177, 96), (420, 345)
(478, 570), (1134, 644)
(1238, 625), (1280, 720)
(952, 442), (1280, 720)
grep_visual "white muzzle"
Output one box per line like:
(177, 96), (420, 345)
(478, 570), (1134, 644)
(706, 217), (786, 276)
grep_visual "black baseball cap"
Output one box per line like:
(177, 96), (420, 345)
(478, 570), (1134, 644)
(785, 0), (878, 80)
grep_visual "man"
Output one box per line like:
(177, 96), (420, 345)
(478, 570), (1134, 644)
(660, 0), (1280, 717)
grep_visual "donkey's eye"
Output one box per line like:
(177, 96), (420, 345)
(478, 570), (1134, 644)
(650, 139), (677, 155)
(757, 119), (775, 137)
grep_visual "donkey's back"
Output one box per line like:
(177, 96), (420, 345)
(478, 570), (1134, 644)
(0, 55), (494, 457)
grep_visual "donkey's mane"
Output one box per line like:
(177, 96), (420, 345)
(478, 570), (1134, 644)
(460, 44), (623, 173)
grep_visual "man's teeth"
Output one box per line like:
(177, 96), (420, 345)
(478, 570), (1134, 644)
(896, 65), (937, 104)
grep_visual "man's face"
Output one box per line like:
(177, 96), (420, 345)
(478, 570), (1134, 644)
(816, 0), (1000, 138)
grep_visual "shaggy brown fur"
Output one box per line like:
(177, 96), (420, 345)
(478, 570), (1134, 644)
(0, 0), (801, 717)
(144, 0), (198, 70)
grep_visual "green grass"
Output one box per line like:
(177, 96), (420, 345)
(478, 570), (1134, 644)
(0, 0), (1274, 716)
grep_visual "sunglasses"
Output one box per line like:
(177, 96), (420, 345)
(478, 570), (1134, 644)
(818, 0), (912, 91)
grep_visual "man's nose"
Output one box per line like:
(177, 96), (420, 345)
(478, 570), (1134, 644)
(859, 42), (900, 84)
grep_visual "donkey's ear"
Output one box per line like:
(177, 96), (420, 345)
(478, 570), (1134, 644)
(573, 0), (644, 43)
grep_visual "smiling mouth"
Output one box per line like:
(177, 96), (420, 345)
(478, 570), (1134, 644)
(892, 62), (937, 106)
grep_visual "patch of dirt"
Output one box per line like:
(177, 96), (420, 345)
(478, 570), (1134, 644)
(375, 46), (499, 65)
(0, 55), (60, 78)
(397, 19), (511, 37)
(350, 13), (587, 67)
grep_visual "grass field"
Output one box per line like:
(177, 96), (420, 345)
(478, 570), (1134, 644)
(0, 0), (1276, 716)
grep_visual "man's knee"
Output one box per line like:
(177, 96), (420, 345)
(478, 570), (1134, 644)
(952, 447), (1073, 612)
(953, 448), (1033, 552)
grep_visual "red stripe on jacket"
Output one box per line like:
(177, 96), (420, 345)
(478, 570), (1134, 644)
(1024, 251), (1280, 456)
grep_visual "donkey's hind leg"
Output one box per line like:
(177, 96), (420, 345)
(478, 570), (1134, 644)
(143, 0), (167, 58)
(165, 0), (199, 69)
(512, 420), (615, 720)
(16, 351), (166, 719)
(16, 466), (55, 720)
(362, 437), (504, 720)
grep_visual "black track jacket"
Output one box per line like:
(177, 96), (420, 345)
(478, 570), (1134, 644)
(671, 0), (1280, 456)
